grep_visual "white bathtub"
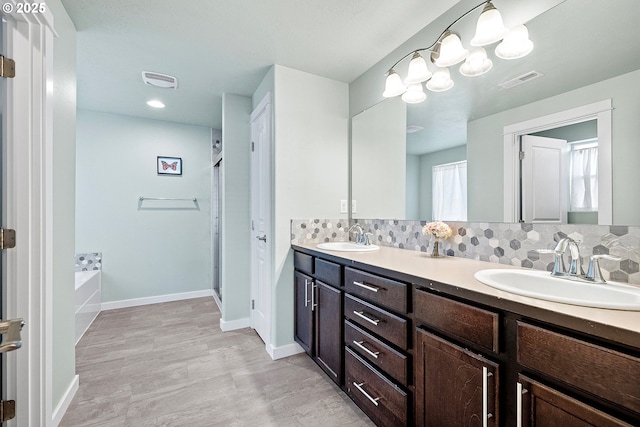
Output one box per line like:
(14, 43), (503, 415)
(75, 270), (101, 344)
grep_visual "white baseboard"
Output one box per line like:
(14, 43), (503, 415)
(267, 342), (304, 360)
(51, 374), (79, 427)
(101, 289), (214, 311)
(212, 292), (222, 311)
(219, 317), (251, 331)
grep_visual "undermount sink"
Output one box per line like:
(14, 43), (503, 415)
(474, 269), (640, 311)
(316, 242), (379, 252)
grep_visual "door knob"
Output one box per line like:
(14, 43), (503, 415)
(256, 235), (267, 242)
(0, 318), (24, 353)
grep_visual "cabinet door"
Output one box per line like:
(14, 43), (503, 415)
(315, 281), (343, 385)
(416, 328), (499, 427)
(294, 271), (313, 356)
(517, 375), (634, 427)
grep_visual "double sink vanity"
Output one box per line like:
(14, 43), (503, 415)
(292, 241), (640, 426)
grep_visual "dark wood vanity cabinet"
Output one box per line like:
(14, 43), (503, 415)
(293, 247), (640, 427)
(293, 252), (343, 385)
(343, 266), (411, 426)
(414, 288), (500, 427)
(416, 329), (499, 427)
(293, 269), (313, 355)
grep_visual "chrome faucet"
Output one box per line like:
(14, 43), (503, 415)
(348, 224), (372, 245)
(540, 237), (620, 283)
(553, 237), (584, 277)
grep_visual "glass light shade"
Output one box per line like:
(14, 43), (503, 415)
(459, 47), (493, 77)
(382, 70), (406, 97)
(495, 25), (534, 59)
(434, 31), (468, 67)
(426, 67), (454, 92)
(401, 84), (427, 104)
(405, 52), (432, 85)
(470, 2), (509, 46)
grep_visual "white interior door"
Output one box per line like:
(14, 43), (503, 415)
(250, 94), (272, 346)
(521, 135), (569, 223)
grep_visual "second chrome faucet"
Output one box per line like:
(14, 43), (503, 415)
(540, 237), (620, 284)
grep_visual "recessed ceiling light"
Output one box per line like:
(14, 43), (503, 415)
(147, 100), (165, 109)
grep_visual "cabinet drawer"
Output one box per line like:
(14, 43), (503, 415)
(345, 267), (407, 313)
(345, 320), (408, 386)
(415, 288), (499, 353)
(345, 347), (408, 427)
(518, 374), (635, 427)
(315, 258), (342, 288)
(294, 251), (313, 275)
(517, 321), (640, 414)
(345, 294), (408, 350)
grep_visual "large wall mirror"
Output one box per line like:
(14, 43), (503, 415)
(351, 0), (640, 226)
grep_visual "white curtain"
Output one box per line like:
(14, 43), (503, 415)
(570, 145), (598, 211)
(432, 161), (467, 220)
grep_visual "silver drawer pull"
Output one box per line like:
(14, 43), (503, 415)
(353, 281), (379, 293)
(482, 367), (494, 427)
(353, 310), (380, 326)
(353, 340), (380, 359)
(516, 382), (528, 427)
(353, 382), (380, 406)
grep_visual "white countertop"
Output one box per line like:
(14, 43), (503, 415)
(294, 243), (640, 337)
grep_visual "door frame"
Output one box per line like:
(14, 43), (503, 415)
(503, 99), (612, 224)
(249, 92), (273, 351)
(3, 5), (57, 426)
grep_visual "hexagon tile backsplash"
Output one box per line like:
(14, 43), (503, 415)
(291, 219), (640, 285)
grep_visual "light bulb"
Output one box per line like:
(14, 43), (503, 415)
(426, 68), (454, 92)
(402, 84), (427, 104)
(471, 2), (509, 46)
(434, 31), (469, 67)
(382, 70), (406, 97)
(495, 25), (534, 60)
(460, 48), (493, 77)
(405, 52), (432, 85)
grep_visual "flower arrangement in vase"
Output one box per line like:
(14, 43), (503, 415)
(422, 221), (452, 257)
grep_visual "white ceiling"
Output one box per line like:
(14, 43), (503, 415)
(60, 0), (461, 129)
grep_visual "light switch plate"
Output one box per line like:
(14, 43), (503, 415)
(352, 200), (357, 213)
(340, 200), (348, 214)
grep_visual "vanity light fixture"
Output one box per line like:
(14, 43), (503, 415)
(146, 99), (165, 109)
(382, 0), (534, 103)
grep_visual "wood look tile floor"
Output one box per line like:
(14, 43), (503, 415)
(60, 297), (374, 427)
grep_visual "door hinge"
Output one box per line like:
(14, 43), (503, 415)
(251, 141), (255, 152)
(0, 229), (16, 250)
(0, 400), (16, 422)
(0, 55), (15, 79)
(251, 299), (255, 309)
(519, 151), (525, 160)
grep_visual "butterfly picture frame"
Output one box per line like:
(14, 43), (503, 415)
(157, 156), (182, 176)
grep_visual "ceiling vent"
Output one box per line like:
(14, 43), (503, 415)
(141, 71), (178, 89)
(498, 71), (543, 89)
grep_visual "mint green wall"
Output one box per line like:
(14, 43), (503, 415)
(418, 145), (467, 220)
(468, 69), (640, 225)
(76, 111), (211, 302)
(220, 94), (252, 323)
(406, 155), (420, 219)
(272, 65), (348, 348)
(49, 0), (78, 410)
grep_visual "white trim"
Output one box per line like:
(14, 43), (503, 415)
(219, 317), (251, 332)
(101, 290), (214, 311)
(250, 91), (272, 122)
(2, 9), (56, 426)
(266, 342), (304, 360)
(503, 99), (612, 224)
(51, 375), (78, 427)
